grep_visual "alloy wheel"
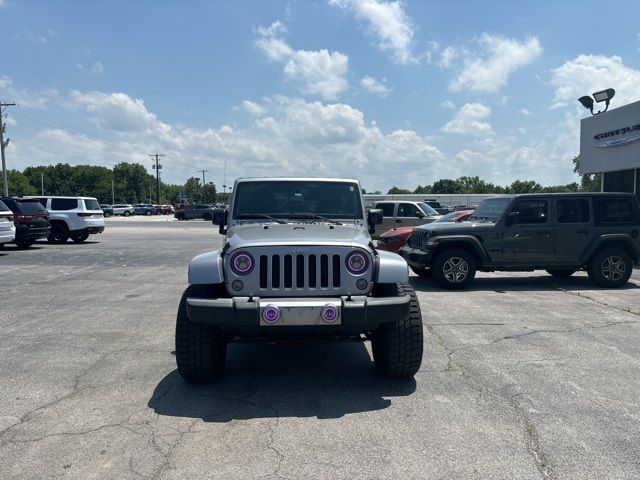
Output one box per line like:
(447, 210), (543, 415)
(601, 255), (626, 281)
(443, 257), (469, 283)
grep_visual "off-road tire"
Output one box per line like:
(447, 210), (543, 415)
(71, 234), (90, 243)
(587, 247), (633, 288)
(15, 239), (35, 248)
(371, 283), (423, 378)
(176, 284), (228, 382)
(432, 248), (476, 289)
(410, 265), (431, 278)
(546, 269), (576, 278)
(48, 223), (69, 244)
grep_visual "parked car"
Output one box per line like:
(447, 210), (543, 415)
(371, 200), (441, 238)
(100, 204), (113, 217)
(423, 199), (451, 215)
(0, 197), (50, 248)
(30, 196), (105, 244)
(133, 204), (156, 216)
(174, 204), (216, 220)
(0, 199), (16, 247)
(377, 210), (473, 254)
(108, 204), (135, 217)
(400, 193), (640, 289)
(159, 205), (175, 214)
(175, 204), (190, 211)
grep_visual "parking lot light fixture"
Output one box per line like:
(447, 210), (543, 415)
(578, 88), (615, 115)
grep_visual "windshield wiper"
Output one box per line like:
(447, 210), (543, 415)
(235, 214), (287, 224)
(288, 214), (343, 225)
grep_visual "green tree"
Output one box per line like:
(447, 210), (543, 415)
(431, 179), (462, 194)
(572, 155), (601, 191)
(387, 186), (412, 194)
(7, 170), (38, 196)
(413, 184), (432, 194)
(506, 180), (543, 194)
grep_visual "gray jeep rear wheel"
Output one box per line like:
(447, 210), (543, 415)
(371, 283), (423, 378)
(587, 247), (633, 288)
(176, 284), (228, 383)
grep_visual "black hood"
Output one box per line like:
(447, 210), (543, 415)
(414, 220), (496, 236)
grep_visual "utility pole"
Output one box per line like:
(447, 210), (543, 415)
(41, 172), (44, 195)
(1, 102), (16, 196)
(196, 169), (209, 203)
(150, 153), (165, 204)
(111, 179), (115, 204)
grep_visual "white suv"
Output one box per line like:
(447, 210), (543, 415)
(31, 196), (105, 244)
(111, 204), (135, 216)
(0, 199), (16, 246)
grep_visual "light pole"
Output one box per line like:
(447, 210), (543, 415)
(1, 102), (16, 196)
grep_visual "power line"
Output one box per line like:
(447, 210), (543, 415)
(150, 153), (165, 204)
(1, 102), (16, 196)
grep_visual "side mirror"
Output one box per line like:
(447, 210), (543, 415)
(415, 210), (425, 219)
(505, 211), (518, 226)
(218, 210), (228, 235)
(367, 208), (383, 234)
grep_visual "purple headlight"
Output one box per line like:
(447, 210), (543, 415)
(321, 304), (339, 323)
(262, 305), (280, 324)
(345, 251), (369, 274)
(231, 251), (254, 275)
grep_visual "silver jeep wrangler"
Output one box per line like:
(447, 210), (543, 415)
(176, 177), (423, 381)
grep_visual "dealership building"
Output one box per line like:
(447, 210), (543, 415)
(579, 99), (640, 202)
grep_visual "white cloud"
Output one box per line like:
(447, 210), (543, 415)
(518, 108), (532, 116)
(447, 34), (542, 93)
(90, 61), (104, 75)
(329, 0), (417, 65)
(550, 54), (640, 108)
(69, 91), (169, 134)
(440, 100), (455, 109)
(360, 76), (390, 97)
(442, 102), (493, 136)
(255, 21), (349, 100)
(0, 75), (59, 109)
(241, 100), (266, 116)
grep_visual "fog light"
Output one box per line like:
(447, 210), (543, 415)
(321, 304), (339, 323)
(231, 280), (244, 291)
(262, 305), (280, 324)
(356, 278), (368, 290)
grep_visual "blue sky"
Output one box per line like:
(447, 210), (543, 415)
(2, 0), (640, 191)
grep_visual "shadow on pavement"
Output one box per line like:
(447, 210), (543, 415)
(149, 342), (416, 422)
(410, 273), (639, 293)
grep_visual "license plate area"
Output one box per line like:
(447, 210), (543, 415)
(259, 298), (341, 326)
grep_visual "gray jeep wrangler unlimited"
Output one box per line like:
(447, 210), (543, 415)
(400, 193), (640, 289)
(176, 178), (423, 382)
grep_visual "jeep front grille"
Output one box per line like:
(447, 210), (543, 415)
(259, 253), (341, 290)
(408, 231), (429, 248)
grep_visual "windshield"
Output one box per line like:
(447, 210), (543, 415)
(417, 202), (439, 216)
(470, 198), (512, 221)
(232, 181), (363, 220)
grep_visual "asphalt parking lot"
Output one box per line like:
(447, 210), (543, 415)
(1, 217), (639, 479)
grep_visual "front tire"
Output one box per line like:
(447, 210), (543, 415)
(104, 212), (111, 218)
(176, 284), (228, 383)
(145, 210), (152, 216)
(371, 283), (423, 378)
(432, 248), (476, 289)
(123, 211), (131, 217)
(71, 234), (90, 243)
(587, 248), (633, 288)
(48, 223), (69, 244)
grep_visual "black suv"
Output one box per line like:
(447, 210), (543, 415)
(174, 204), (215, 221)
(400, 193), (640, 289)
(0, 197), (51, 248)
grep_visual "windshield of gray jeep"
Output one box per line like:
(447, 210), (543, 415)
(233, 181), (363, 220)
(469, 197), (511, 221)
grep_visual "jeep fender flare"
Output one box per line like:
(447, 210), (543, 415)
(188, 250), (225, 285)
(430, 235), (491, 265)
(580, 234), (639, 264)
(374, 249), (409, 284)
